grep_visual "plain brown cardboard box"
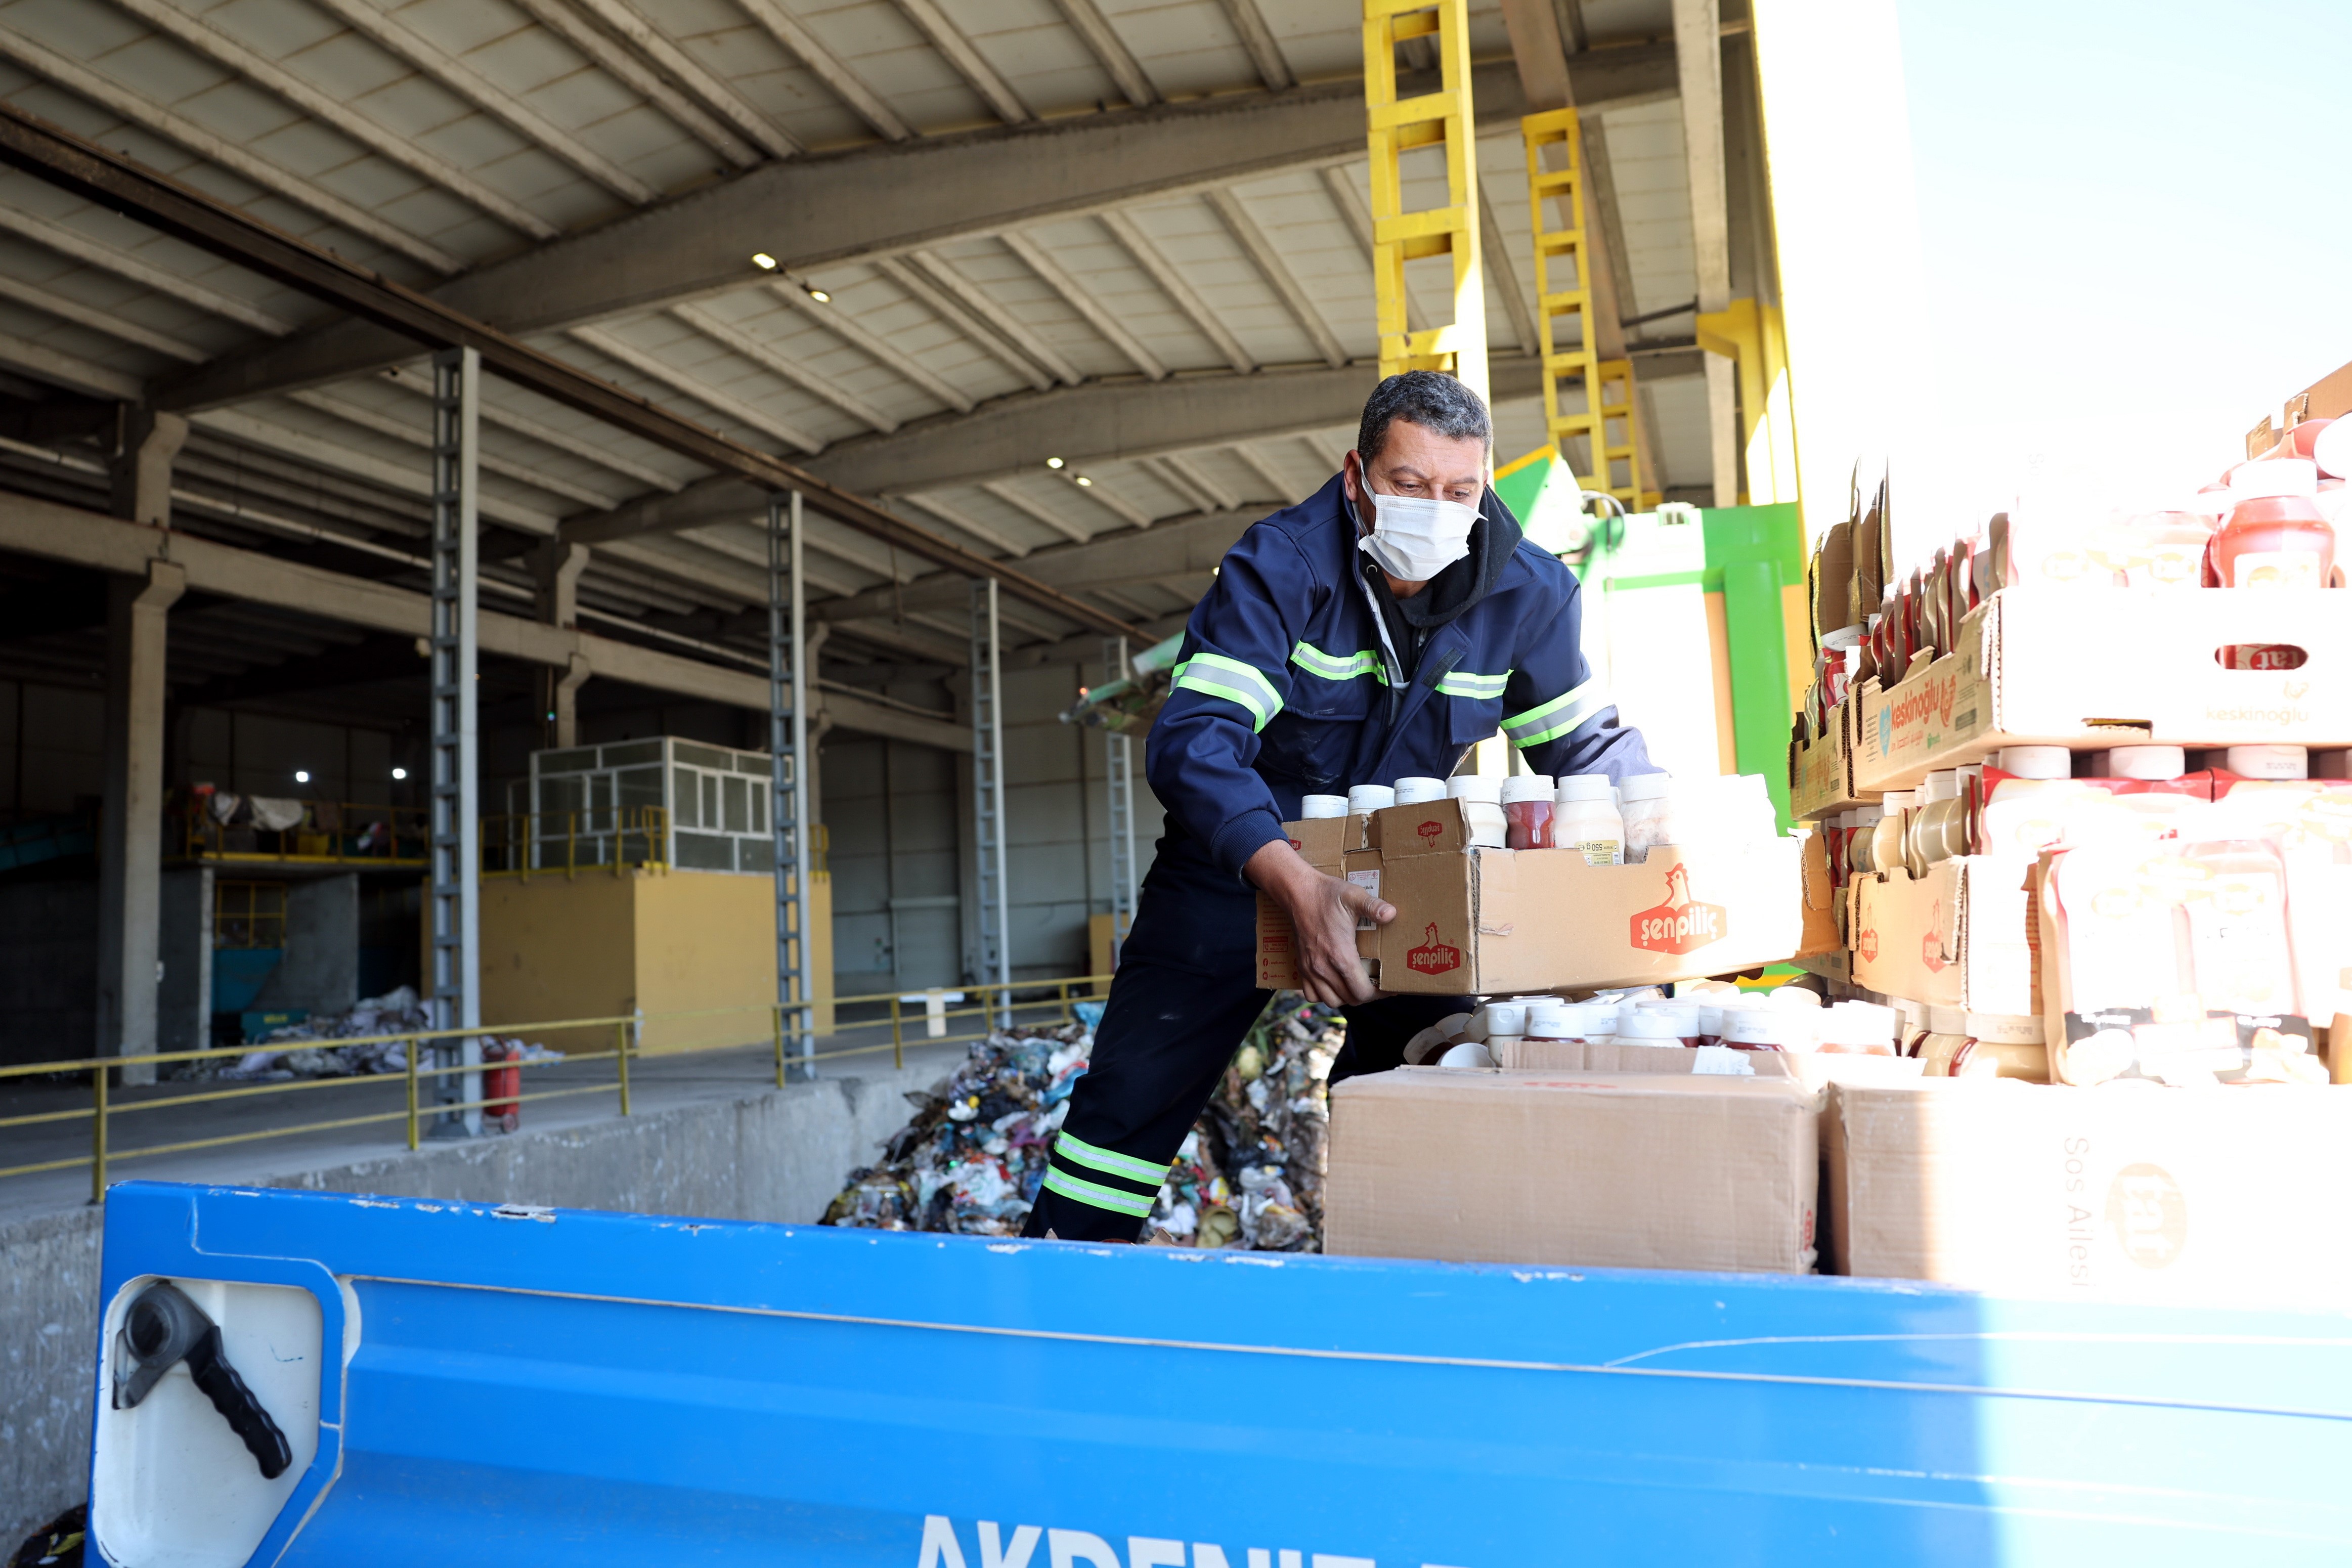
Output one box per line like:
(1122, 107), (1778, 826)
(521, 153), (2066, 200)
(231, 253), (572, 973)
(1325, 1068), (1819, 1273)
(1828, 1079), (2352, 1306)
(1369, 801), (1805, 994)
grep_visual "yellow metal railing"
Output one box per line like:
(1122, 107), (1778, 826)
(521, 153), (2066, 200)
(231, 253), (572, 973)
(480, 807), (670, 877)
(0, 974), (1111, 1203)
(175, 799), (428, 864)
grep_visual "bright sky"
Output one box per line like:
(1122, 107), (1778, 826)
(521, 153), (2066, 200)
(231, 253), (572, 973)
(1894, 0), (2352, 519)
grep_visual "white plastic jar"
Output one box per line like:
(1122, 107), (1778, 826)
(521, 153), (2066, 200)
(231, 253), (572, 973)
(1446, 773), (1508, 848)
(1299, 794), (1348, 819)
(1553, 774), (1626, 866)
(1611, 1009), (1686, 1049)
(1619, 773), (1675, 862)
(1393, 776), (1450, 805)
(1346, 783), (1396, 813)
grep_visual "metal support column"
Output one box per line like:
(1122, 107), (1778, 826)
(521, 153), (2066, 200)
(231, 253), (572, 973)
(970, 580), (1010, 1027)
(427, 346), (481, 1138)
(1102, 636), (1135, 970)
(769, 492), (815, 1080)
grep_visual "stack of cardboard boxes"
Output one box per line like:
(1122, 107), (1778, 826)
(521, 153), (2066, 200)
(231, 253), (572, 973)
(1317, 365), (2352, 1310)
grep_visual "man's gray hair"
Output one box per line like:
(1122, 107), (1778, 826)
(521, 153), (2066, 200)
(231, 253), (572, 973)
(1355, 370), (1493, 465)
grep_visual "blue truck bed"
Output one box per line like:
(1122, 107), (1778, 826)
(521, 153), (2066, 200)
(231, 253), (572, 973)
(88, 1181), (2352, 1565)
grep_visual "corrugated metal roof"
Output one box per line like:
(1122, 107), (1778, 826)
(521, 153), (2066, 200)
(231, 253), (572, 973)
(0, 0), (1714, 666)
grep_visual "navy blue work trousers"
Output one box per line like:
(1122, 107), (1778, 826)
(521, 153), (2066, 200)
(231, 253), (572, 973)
(1023, 838), (1470, 1243)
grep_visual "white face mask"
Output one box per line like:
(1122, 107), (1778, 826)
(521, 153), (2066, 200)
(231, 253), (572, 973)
(1354, 480), (1482, 581)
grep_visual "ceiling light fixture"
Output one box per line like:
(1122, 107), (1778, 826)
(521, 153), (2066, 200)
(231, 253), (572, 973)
(803, 283), (831, 303)
(294, 770), (310, 783)
(1074, 475), (1094, 487)
(1045, 457), (1064, 469)
(391, 767), (408, 780)
(751, 252), (777, 270)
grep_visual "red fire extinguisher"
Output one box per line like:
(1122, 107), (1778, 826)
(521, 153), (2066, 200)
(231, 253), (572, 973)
(482, 1040), (520, 1134)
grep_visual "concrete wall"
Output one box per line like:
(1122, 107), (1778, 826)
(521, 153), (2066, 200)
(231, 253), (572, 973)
(0, 874), (97, 1068)
(0, 1060), (935, 1550)
(156, 865), (210, 1054)
(252, 873), (358, 1015)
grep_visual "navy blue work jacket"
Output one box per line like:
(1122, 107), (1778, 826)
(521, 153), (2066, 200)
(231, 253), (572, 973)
(1146, 473), (1654, 881)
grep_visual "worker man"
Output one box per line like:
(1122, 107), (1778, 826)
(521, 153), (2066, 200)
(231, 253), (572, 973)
(1026, 371), (1654, 1243)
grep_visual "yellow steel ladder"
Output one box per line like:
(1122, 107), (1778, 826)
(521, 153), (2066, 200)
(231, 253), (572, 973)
(1363, 0), (1487, 405)
(1523, 107), (1648, 509)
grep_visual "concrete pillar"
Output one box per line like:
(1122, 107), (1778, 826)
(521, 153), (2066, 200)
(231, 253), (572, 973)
(109, 408), (189, 528)
(95, 560), (187, 1083)
(532, 540), (591, 748)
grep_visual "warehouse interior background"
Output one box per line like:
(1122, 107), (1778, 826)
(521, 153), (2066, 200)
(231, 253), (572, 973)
(0, 0), (1787, 1070)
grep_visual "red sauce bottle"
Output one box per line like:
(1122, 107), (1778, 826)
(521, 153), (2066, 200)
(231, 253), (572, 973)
(2214, 459), (2334, 588)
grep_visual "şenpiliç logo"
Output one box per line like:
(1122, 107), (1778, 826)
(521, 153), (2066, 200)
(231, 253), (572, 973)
(1406, 922), (1462, 974)
(1417, 817), (1444, 847)
(1629, 863), (1727, 955)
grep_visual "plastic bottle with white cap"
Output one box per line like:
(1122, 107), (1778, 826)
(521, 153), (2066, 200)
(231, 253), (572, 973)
(1501, 773), (1556, 848)
(1610, 1008), (1687, 1049)
(2226, 744), (2308, 779)
(1523, 1001), (1593, 1044)
(1619, 773), (1675, 862)
(2217, 457), (2334, 588)
(1465, 1001), (1528, 1066)
(1299, 794), (1348, 820)
(1980, 746), (2087, 860)
(1914, 770), (1967, 867)
(1445, 774), (1508, 848)
(1552, 774), (1626, 866)
(1719, 1010), (1793, 1053)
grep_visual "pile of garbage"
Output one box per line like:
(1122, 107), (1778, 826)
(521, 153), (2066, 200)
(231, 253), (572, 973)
(172, 986), (563, 1082)
(820, 994), (1342, 1250)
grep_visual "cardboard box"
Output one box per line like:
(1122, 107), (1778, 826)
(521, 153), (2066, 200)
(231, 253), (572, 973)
(1325, 1068), (1819, 1272)
(1849, 857), (2041, 1023)
(1256, 814), (1380, 988)
(1790, 700), (1877, 821)
(1828, 1080), (2352, 1305)
(1796, 828), (1839, 958)
(1852, 587), (2352, 792)
(1366, 800), (1804, 994)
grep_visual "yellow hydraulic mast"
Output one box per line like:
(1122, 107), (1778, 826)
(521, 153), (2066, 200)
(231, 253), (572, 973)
(1523, 107), (1648, 509)
(1364, 0), (1487, 406)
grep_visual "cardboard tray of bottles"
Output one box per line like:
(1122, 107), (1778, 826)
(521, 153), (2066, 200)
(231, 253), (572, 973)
(1791, 698), (1878, 821)
(1845, 855), (2040, 1028)
(1256, 800), (1806, 996)
(1851, 586), (2352, 793)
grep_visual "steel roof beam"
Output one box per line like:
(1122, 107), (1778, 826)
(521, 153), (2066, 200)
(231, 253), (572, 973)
(0, 20), (463, 275)
(0, 102), (1137, 636)
(568, 0), (800, 160)
(108, 0), (558, 241)
(308, 0), (658, 205)
(155, 50), (1674, 410)
(891, 0), (1033, 124)
(554, 354), (1541, 547)
(735, 0), (911, 143)
(505, 0), (763, 169)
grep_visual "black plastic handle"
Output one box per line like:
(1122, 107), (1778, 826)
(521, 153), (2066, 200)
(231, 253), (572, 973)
(184, 1324), (293, 1480)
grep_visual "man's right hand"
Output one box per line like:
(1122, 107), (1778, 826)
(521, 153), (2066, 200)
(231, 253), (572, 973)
(1244, 839), (1395, 1008)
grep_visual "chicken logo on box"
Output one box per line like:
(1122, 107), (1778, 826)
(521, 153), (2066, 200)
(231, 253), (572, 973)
(1405, 921), (1462, 975)
(1629, 864), (1727, 956)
